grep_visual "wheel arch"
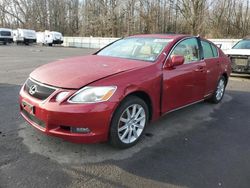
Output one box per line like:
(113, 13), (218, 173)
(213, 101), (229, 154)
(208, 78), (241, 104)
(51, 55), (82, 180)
(123, 90), (153, 122)
(222, 72), (229, 85)
(108, 90), (154, 148)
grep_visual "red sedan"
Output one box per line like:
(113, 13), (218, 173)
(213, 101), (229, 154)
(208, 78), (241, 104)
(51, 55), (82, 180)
(19, 34), (231, 148)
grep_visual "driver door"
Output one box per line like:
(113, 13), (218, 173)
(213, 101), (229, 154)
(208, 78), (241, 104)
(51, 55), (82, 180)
(161, 37), (206, 113)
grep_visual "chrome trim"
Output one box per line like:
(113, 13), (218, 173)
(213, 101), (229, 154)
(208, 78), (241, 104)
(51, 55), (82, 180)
(29, 85), (38, 95)
(26, 77), (59, 104)
(29, 77), (59, 90)
(204, 93), (212, 98)
(163, 99), (204, 115)
(67, 86), (117, 104)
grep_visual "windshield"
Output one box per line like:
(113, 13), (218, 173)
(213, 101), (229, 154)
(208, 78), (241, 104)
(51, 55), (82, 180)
(0, 31), (11, 37)
(97, 37), (172, 62)
(233, 40), (250, 49)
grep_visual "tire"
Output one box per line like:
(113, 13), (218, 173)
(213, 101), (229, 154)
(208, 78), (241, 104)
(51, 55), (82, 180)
(208, 76), (226, 104)
(49, 43), (53, 47)
(3, 42), (7, 45)
(110, 96), (149, 149)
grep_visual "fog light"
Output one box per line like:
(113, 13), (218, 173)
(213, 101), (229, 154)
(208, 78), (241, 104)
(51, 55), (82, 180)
(71, 127), (90, 134)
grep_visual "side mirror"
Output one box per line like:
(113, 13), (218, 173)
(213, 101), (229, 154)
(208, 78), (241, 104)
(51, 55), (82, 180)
(172, 55), (185, 66)
(166, 55), (185, 69)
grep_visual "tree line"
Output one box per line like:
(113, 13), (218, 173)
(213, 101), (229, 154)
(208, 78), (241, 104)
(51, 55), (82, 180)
(0, 0), (249, 38)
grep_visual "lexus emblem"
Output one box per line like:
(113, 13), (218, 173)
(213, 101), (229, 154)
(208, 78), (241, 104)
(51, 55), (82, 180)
(29, 85), (38, 95)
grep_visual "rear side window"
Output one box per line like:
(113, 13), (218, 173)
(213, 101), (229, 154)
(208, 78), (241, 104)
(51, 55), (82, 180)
(201, 40), (218, 58)
(211, 44), (218, 57)
(201, 41), (214, 59)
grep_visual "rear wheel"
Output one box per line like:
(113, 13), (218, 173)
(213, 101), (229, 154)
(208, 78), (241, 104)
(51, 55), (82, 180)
(208, 76), (226, 104)
(110, 96), (149, 149)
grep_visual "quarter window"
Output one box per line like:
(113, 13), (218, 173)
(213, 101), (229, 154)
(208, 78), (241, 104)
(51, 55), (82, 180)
(171, 38), (200, 64)
(201, 41), (214, 59)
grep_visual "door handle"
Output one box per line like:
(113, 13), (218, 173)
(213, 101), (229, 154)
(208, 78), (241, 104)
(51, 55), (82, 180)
(194, 65), (205, 72)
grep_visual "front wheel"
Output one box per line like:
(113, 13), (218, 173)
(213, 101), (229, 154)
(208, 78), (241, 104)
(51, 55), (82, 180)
(208, 76), (226, 104)
(110, 96), (149, 149)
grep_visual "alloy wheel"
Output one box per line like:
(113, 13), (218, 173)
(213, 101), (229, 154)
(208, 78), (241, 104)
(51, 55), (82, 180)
(118, 104), (146, 144)
(216, 79), (225, 101)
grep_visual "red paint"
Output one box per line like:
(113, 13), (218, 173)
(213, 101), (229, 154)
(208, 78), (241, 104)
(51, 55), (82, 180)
(30, 55), (151, 89)
(19, 34), (231, 144)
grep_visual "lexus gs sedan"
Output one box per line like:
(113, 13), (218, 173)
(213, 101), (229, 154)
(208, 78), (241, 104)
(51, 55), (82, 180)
(19, 34), (231, 148)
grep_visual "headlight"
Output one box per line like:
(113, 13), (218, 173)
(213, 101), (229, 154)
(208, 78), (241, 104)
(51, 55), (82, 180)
(68, 86), (117, 103)
(55, 91), (69, 102)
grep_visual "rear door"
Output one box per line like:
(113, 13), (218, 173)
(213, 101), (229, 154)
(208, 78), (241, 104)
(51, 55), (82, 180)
(201, 40), (221, 95)
(162, 37), (206, 113)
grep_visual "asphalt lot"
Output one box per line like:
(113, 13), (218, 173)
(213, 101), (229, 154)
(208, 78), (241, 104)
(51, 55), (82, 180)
(0, 45), (250, 188)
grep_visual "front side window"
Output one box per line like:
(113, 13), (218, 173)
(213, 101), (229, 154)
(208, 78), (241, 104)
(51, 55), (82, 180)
(201, 40), (214, 59)
(171, 38), (200, 64)
(97, 37), (172, 62)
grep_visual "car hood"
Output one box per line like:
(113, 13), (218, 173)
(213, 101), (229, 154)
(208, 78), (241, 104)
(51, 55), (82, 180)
(30, 55), (151, 89)
(224, 49), (250, 56)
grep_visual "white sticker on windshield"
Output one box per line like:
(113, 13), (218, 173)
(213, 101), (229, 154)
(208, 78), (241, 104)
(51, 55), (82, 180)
(153, 39), (174, 43)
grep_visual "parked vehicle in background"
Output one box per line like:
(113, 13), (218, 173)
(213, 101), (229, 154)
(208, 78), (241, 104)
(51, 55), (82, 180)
(13, 29), (37, 45)
(225, 38), (250, 74)
(36, 30), (63, 46)
(19, 34), (231, 148)
(36, 32), (46, 45)
(0, 28), (13, 45)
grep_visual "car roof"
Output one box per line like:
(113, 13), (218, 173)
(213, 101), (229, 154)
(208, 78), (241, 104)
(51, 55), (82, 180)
(128, 34), (191, 40)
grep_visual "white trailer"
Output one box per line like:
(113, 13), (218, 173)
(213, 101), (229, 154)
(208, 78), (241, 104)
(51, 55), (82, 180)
(0, 28), (13, 45)
(13, 29), (37, 45)
(36, 32), (45, 44)
(36, 30), (63, 46)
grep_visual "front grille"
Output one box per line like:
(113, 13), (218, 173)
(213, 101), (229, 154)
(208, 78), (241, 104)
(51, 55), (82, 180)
(24, 78), (56, 100)
(21, 109), (46, 129)
(231, 56), (249, 66)
(230, 55), (250, 72)
(231, 57), (248, 66)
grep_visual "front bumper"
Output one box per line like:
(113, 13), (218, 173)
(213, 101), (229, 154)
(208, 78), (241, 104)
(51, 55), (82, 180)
(53, 40), (63, 44)
(230, 55), (250, 74)
(19, 85), (117, 143)
(0, 38), (13, 43)
(23, 38), (37, 43)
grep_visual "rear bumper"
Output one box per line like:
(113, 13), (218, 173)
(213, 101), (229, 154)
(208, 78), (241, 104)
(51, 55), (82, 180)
(19, 85), (117, 143)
